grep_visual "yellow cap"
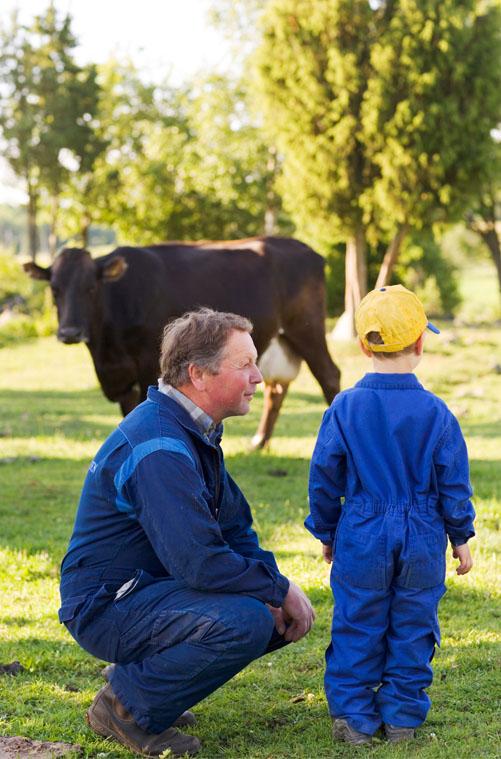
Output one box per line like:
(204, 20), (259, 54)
(355, 285), (440, 353)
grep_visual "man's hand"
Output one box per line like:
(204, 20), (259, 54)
(279, 581), (315, 643)
(267, 604), (287, 636)
(322, 542), (333, 564)
(453, 543), (473, 575)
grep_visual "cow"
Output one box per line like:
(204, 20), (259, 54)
(24, 236), (341, 448)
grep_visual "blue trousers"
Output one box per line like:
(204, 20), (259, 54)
(326, 504), (447, 735)
(62, 571), (286, 732)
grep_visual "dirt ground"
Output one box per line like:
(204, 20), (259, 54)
(0, 737), (81, 758)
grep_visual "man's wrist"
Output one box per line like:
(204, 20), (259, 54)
(271, 574), (290, 607)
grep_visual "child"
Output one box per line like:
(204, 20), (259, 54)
(306, 285), (475, 745)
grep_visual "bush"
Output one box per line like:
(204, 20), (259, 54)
(324, 231), (462, 317)
(396, 231), (462, 317)
(0, 250), (56, 347)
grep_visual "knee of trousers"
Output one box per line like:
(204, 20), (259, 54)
(207, 597), (275, 658)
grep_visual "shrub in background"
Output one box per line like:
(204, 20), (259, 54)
(396, 231), (462, 317)
(0, 250), (56, 347)
(325, 231), (462, 318)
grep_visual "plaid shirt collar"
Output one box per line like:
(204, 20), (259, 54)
(158, 379), (221, 443)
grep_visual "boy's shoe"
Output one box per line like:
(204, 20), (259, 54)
(101, 663), (197, 728)
(87, 682), (201, 757)
(384, 724), (416, 743)
(332, 718), (372, 745)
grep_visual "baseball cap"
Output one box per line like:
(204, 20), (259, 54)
(355, 285), (440, 353)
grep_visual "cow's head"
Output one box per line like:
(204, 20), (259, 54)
(24, 248), (128, 344)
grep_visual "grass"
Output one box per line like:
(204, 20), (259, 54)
(0, 315), (500, 757)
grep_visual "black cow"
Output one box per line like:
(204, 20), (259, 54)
(24, 236), (340, 447)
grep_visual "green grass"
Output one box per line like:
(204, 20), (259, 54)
(0, 324), (500, 758)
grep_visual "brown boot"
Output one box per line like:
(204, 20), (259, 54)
(101, 664), (197, 727)
(87, 683), (201, 757)
(332, 718), (372, 745)
(384, 724), (416, 743)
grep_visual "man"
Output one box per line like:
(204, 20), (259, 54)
(59, 308), (315, 757)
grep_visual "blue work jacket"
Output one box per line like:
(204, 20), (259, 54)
(306, 373), (475, 548)
(60, 387), (289, 611)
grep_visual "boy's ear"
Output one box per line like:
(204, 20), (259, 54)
(358, 338), (373, 358)
(415, 332), (425, 355)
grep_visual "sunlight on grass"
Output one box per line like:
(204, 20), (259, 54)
(0, 309), (499, 757)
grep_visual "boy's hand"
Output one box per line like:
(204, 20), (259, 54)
(453, 543), (473, 575)
(322, 543), (333, 564)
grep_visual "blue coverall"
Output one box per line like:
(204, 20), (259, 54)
(306, 372), (475, 735)
(59, 387), (290, 733)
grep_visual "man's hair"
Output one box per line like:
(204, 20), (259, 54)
(365, 331), (417, 359)
(160, 308), (253, 387)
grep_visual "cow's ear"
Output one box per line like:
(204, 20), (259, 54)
(99, 256), (128, 282)
(23, 261), (52, 281)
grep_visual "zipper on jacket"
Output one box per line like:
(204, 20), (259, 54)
(213, 446), (222, 519)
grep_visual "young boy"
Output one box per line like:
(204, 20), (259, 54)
(306, 285), (475, 745)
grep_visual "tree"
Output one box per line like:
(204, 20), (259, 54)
(465, 138), (501, 293)
(363, 0), (501, 287)
(82, 63), (290, 244)
(253, 0), (381, 336)
(0, 3), (104, 258)
(0, 10), (42, 259)
(253, 0), (501, 335)
(178, 73), (290, 239)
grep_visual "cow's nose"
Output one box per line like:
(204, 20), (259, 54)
(58, 327), (87, 344)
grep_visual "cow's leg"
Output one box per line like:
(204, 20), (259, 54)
(251, 381), (290, 450)
(283, 322), (341, 404)
(117, 385), (141, 416)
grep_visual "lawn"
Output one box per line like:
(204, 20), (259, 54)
(0, 310), (500, 757)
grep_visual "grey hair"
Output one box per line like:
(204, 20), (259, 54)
(159, 307), (253, 387)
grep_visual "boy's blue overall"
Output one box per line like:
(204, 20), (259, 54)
(306, 373), (475, 735)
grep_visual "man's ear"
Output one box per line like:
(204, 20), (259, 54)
(187, 363), (206, 391)
(23, 261), (52, 281)
(98, 255), (128, 282)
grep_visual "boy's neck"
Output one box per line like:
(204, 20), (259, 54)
(370, 353), (421, 374)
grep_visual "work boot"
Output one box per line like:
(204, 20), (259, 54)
(87, 683), (201, 757)
(101, 664), (197, 728)
(384, 724), (416, 743)
(332, 717), (372, 745)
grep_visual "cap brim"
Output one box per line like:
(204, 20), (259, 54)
(427, 321), (440, 334)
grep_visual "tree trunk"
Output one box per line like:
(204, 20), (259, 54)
(27, 181), (39, 262)
(264, 147), (277, 235)
(264, 206), (276, 236)
(81, 213), (91, 248)
(48, 194), (59, 259)
(479, 228), (501, 293)
(332, 227), (367, 340)
(375, 223), (409, 288)
(466, 202), (501, 294)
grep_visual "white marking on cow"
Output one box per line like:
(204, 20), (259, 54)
(258, 336), (302, 384)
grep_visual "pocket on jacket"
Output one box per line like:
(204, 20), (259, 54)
(333, 524), (386, 590)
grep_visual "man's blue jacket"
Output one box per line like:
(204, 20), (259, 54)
(59, 387), (289, 614)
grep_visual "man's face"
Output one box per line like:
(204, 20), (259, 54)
(203, 330), (263, 422)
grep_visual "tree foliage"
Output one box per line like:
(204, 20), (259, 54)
(77, 65), (290, 244)
(0, 3), (103, 257)
(253, 0), (501, 332)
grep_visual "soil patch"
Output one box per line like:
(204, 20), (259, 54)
(0, 737), (81, 758)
